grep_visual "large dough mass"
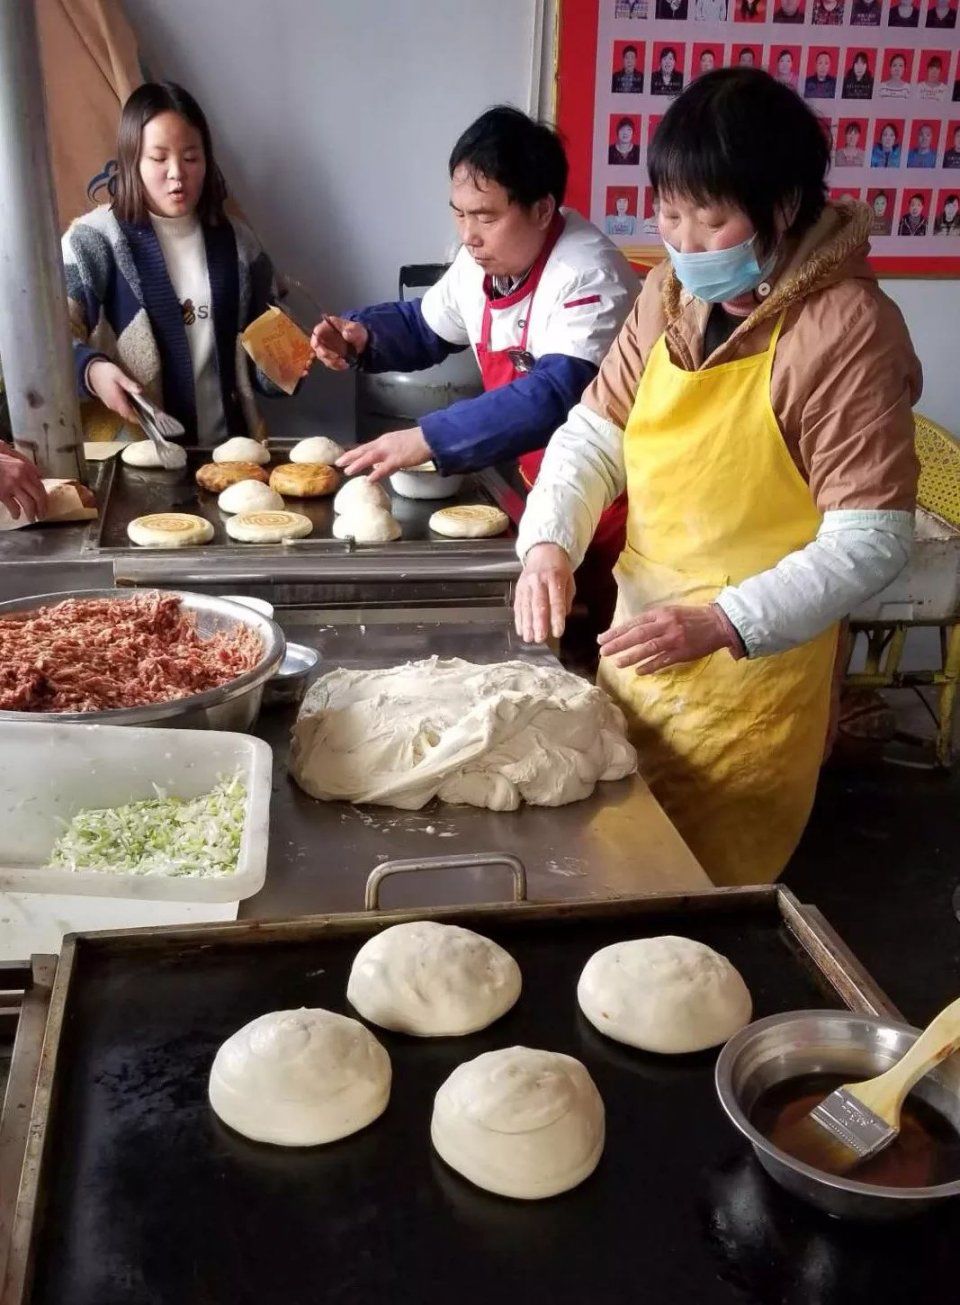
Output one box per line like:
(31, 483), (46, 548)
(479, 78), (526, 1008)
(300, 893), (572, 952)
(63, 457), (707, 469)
(290, 657), (636, 810)
(208, 1008), (391, 1145)
(347, 920), (521, 1036)
(431, 1046), (605, 1199)
(577, 936), (752, 1054)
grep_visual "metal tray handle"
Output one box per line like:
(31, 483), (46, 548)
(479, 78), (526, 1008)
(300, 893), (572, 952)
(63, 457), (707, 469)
(364, 853), (527, 911)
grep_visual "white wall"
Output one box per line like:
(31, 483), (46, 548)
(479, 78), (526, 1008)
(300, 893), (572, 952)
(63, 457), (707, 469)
(122, 0), (541, 432)
(122, 0), (954, 435)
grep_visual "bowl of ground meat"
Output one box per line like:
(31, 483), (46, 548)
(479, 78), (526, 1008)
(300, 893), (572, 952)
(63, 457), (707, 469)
(0, 590), (285, 730)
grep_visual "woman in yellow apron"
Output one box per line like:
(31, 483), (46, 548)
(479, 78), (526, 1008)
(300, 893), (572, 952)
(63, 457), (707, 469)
(514, 68), (921, 886)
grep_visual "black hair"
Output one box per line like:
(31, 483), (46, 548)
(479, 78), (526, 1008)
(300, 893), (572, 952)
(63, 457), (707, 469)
(661, 46), (678, 62)
(852, 51), (869, 64)
(616, 116), (635, 132)
(880, 121), (899, 141)
(448, 105), (568, 208)
(623, 44), (638, 56)
(909, 193), (924, 203)
(928, 56), (943, 69)
(647, 69), (829, 253)
(946, 194), (959, 204)
(113, 81), (226, 225)
(845, 122), (861, 136)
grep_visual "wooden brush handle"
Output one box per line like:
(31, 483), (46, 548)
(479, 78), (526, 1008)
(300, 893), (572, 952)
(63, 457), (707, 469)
(849, 994), (960, 1126)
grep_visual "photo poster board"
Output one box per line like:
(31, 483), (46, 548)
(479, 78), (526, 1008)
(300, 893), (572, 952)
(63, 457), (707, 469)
(556, 0), (960, 274)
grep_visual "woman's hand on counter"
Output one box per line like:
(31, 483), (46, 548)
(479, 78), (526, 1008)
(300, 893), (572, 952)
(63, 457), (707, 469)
(598, 602), (744, 674)
(0, 445), (47, 521)
(85, 360), (142, 425)
(310, 315), (368, 371)
(514, 543), (576, 643)
(336, 428), (431, 483)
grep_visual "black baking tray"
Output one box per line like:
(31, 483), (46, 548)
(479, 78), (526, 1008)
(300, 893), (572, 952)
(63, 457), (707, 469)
(9, 888), (958, 1305)
(88, 445), (516, 550)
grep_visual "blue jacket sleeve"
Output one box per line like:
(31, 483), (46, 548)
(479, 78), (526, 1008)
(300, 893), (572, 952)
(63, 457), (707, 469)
(420, 354), (598, 476)
(345, 298), (464, 373)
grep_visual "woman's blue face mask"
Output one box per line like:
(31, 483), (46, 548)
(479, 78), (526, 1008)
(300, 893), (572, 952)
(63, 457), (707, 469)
(664, 233), (775, 303)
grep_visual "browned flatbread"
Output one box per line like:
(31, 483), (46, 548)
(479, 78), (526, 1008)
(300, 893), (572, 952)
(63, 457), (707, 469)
(269, 462), (341, 498)
(196, 461), (270, 493)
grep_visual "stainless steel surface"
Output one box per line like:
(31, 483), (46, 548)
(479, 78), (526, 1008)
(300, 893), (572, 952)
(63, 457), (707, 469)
(261, 640), (318, 707)
(0, 2), (84, 482)
(0, 589), (285, 730)
(364, 853), (528, 910)
(715, 1010), (960, 1220)
(245, 617), (710, 917)
(810, 1087), (895, 1163)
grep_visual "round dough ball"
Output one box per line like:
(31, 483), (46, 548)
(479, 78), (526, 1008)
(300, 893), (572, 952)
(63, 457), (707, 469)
(334, 475), (389, 515)
(431, 1047), (604, 1199)
(196, 461), (269, 493)
(225, 510), (313, 543)
(217, 480), (285, 514)
(127, 512), (213, 547)
(269, 463), (340, 498)
(577, 936), (752, 1055)
(429, 505), (509, 539)
(209, 1008), (391, 1146)
(347, 920), (521, 1036)
(289, 436), (344, 466)
(212, 436), (270, 465)
(332, 507), (401, 543)
(121, 440), (186, 470)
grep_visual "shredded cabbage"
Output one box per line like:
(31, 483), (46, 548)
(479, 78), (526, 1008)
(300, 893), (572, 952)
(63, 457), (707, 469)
(50, 774), (247, 877)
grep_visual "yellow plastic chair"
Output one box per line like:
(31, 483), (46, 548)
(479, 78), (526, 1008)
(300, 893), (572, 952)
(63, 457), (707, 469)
(843, 414), (960, 766)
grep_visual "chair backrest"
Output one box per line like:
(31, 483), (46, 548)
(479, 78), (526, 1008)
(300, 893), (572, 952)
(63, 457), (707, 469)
(915, 413), (960, 529)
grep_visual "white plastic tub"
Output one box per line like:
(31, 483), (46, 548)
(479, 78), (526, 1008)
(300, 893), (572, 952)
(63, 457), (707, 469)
(0, 723), (271, 902)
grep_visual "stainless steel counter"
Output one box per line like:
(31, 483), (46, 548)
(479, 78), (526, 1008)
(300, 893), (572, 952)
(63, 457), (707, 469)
(243, 616), (710, 918)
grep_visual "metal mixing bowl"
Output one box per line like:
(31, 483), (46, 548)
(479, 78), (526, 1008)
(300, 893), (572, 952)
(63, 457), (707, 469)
(715, 1010), (960, 1221)
(0, 588), (285, 731)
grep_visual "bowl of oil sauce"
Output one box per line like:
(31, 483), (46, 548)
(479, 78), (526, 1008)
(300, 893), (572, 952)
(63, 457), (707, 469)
(715, 1010), (960, 1220)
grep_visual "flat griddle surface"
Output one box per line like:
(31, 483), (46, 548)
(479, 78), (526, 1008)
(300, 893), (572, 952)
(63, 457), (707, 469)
(28, 895), (957, 1305)
(91, 447), (515, 550)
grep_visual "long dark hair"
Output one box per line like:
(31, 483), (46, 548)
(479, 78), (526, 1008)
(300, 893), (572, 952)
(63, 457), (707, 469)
(112, 81), (227, 225)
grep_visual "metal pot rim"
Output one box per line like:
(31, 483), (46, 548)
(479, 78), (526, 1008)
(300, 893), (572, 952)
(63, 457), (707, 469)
(0, 588), (285, 725)
(714, 1008), (960, 1203)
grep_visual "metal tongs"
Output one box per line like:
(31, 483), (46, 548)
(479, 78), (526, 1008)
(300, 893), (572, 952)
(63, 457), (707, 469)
(128, 392), (186, 469)
(277, 273), (359, 370)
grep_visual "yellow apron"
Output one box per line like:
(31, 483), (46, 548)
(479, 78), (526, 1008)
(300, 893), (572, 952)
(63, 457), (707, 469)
(597, 315), (837, 886)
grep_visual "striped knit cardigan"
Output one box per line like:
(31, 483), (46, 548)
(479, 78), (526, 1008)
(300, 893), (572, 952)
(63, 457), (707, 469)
(62, 205), (285, 442)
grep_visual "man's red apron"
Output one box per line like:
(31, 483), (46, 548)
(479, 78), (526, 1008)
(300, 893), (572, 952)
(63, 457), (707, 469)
(474, 218), (626, 629)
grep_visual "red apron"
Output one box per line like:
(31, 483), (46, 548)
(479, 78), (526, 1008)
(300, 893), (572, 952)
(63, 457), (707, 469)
(474, 219), (626, 629)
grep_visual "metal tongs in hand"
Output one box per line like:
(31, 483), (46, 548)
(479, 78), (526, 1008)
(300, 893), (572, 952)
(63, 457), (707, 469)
(128, 392), (186, 469)
(278, 274), (359, 370)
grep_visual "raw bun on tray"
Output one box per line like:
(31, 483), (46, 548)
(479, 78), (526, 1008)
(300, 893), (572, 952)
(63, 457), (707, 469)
(196, 461), (269, 493)
(332, 506), (401, 543)
(225, 510), (313, 543)
(290, 657), (637, 811)
(269, 463), (340, 498)
(431, 1047), (605, 1199)
(577, 936), (752, 1054)
(289, 436), (344, 465)
(429, 505), (508, 538)
(347, 920), (521, 1036)
(127, 513), (213, 547)
(334, 475), (390, 515)
(212, 436), (270, 465)
(217, 480), (285, 514)
(209, 1008), (391, 1146)
(121, 440), (186, 470)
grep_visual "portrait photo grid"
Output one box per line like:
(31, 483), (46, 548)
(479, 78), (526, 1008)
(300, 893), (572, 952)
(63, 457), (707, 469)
(591, 0), (960, 264)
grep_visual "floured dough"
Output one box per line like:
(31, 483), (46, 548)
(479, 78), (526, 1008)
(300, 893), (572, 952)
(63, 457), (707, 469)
(334, 475), (390, 515)
(577, 936), (752, 1054)
(121, 440), (186, 470)
(290, 436), (344, 465)
(431, 1047), (604, 1199)
(213, 436), (270, 465)
(218, 480), (285, 514)
(127, 513), (213, 547)
(290, 656), (636, 811)
(225, 510), (313, 543)
(429, 505), (509, 538)
(347, 921), (521, 1036)
(208, 1008), (391, 1146)
(332, 506), (401, 543)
